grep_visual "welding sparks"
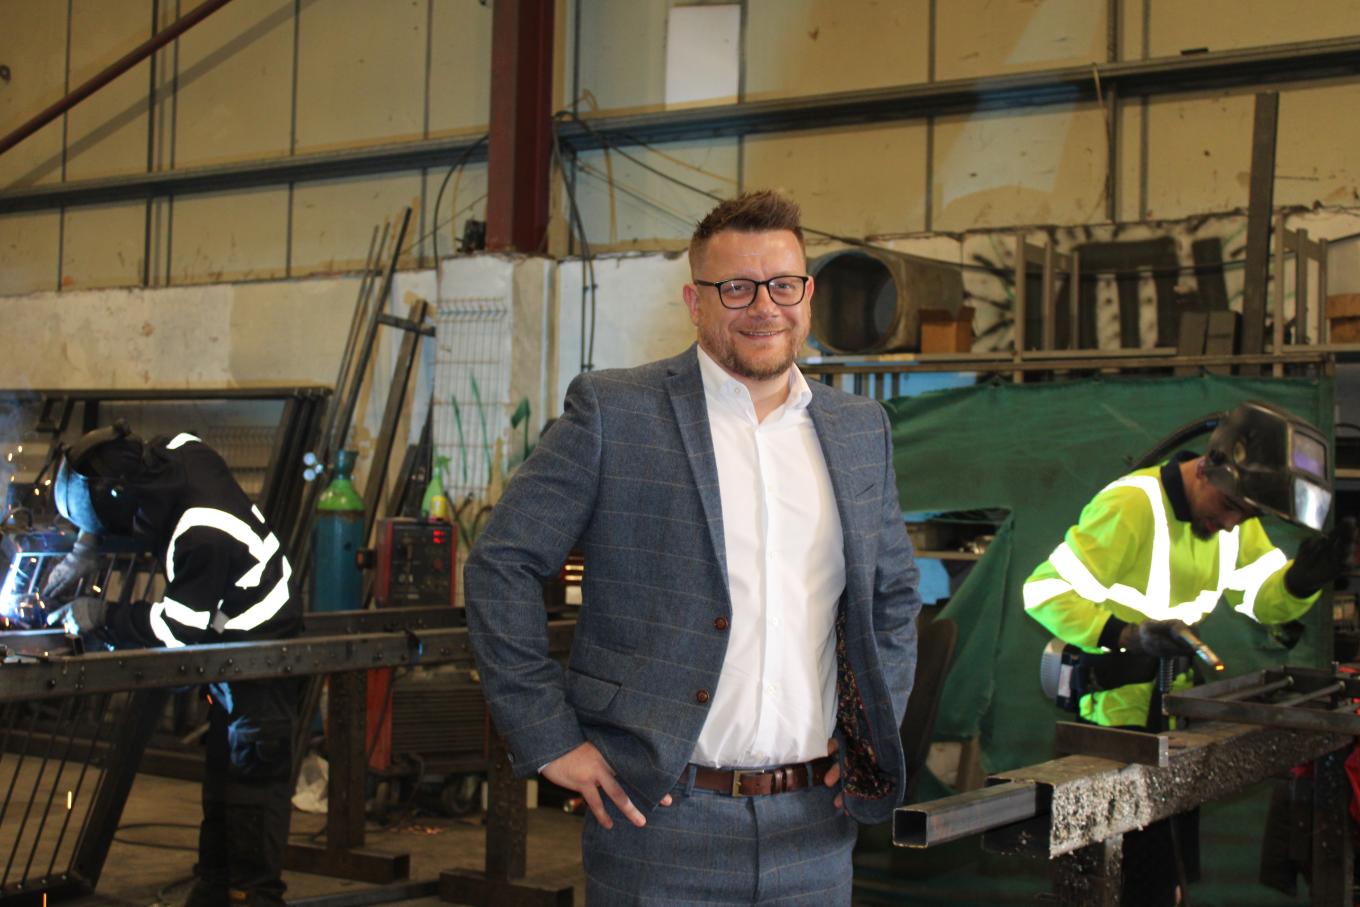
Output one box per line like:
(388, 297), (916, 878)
(66, 790), (73, 810)
(91, 585), (101, 594)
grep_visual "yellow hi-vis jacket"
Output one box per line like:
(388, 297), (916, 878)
(1023, 461), (1318, 727)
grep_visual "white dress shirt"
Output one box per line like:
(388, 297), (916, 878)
(691, 346), (846, 769)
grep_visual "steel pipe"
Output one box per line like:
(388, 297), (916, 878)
(0, 0), (234, 159)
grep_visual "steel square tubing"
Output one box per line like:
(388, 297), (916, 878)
(0, 621), (574, 704)
(893, 781), (1041, 848)
(0, 606), (473, 659)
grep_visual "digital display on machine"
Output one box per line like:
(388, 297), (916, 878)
(1291, 432), (1327, 479)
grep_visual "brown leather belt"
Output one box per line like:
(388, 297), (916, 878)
(690, 756), (836, 797)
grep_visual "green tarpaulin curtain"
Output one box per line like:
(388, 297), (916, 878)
(883, 373), (1334, 777)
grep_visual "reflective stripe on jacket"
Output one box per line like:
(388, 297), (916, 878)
(1023, 463), (1315, 726)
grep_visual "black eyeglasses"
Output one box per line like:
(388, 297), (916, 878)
(693, 275), (810, 309)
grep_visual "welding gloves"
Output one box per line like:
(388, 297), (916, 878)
(41, 531), (100, 602)
(45, 596), (107, 636)
(1285, 518), (1357, 599)
(1117, 619), (1196, 658)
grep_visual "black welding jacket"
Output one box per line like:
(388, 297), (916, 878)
(103, 433), (301, 648)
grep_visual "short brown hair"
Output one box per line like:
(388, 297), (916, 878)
(688, 190), (804, 271)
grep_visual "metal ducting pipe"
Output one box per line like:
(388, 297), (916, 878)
(809, 249), (964, 354)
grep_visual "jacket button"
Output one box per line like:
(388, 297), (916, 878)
(695, 689), (710, 704)
(714, 617), (729, 631)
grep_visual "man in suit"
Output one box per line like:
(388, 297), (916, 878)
(464, 190), (923, 905)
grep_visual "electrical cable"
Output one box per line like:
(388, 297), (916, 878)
(552, 108), (1326, 283)
(551, 128), (598, 372)
(430, 134), (489, 263)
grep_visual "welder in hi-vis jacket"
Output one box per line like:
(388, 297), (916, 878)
(44, 422), (301, 907)
(1023, 399), (1354, 906)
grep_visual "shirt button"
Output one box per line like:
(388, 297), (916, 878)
(695, 689), (711, 704)
(714, 616), (729, 631)
(769, 616), (781, 628)
(765, 683), (777, 696)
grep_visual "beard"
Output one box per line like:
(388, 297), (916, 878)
(700, 319), (804, 382)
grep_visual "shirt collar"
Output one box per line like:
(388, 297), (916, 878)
(695, 345), (812, 413)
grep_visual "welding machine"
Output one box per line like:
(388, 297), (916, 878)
(373, 517), (457, 607)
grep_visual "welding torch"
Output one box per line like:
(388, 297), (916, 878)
(1172, 623), (1224, 673)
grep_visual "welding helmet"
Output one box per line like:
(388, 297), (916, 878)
(1203, 401), (1332, 531)
(53, 422), (145, 536)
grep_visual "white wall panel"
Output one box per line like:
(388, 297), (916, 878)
(1147, 0), (1360, 56)
(745, 0), (929, 99)
(65, 0), (153, 180)
(291, 172), (424, 276)
(744, 122), (929, 237)
(0, 213), (59, 295)
(936, 0), (1106, 81)
(174, 0), (295, 166)
(573, 0), (668, 112)
(61, 204), (146, 288)
(932, 105), (1108, 230)
(0, 1), (69, 189)
(170, 188), (290, 283)
(428, 0), (493, 133)
(294, 0), (426, 151)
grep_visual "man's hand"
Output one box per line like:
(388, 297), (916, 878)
(541, 742), (668, 829)
(1286, 519), (1357, 598)
(45, 596), (107, 636)
(824, 738), (843, 810)
(41, 532), (100, 602)
(1118, 619), (1195, 658)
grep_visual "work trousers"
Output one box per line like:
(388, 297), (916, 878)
(582, 765), (858, 906)
(186, 677), (299, 907)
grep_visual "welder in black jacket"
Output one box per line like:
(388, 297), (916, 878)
(45, 422), (301, 907)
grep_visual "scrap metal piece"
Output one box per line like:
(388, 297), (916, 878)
(1054, 722), (1169, 767)
(1164, 666), (1360, 736)
(992, 721), (1347, 858)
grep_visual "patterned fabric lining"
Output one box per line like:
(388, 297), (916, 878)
(834, 605), (896, 801)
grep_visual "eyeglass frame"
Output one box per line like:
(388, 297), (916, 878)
(692, 274), (811, 310)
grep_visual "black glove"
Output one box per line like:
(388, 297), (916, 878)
(1118, 619), (1196, 658)
(1285, 518), (1356, 598)
(41, 532), (100, 602)
(45, 596), (108, 636)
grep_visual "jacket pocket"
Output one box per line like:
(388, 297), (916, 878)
(565, 668), (622, 713)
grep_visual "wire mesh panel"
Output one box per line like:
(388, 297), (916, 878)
(432, 298), (513, 504)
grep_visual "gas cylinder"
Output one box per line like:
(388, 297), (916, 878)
(311, 449), (363, 612)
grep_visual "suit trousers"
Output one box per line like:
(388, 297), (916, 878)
(583, 765), (857, 906)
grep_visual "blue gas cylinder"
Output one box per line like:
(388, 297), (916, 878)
(311, 449), (363, 613)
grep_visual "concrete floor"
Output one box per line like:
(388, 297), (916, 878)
(73, 772), (588, 907)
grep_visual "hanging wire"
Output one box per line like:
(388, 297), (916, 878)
(552, 109), (1346, 283)
(551, 126), (598, 372)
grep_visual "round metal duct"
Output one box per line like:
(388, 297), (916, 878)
(809, 249), (963, 354)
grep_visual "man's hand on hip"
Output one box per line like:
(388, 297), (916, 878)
(541, 742), (670, 829)
(825, 738), (843, 810)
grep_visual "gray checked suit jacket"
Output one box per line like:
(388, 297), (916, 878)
(464, 344), (923, 825)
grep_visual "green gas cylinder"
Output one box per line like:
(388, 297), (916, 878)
(311, 449), (364, 612)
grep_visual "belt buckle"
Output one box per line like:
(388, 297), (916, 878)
(730, 770), (751, 797)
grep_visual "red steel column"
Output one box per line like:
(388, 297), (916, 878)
(485, 0), (555, 252)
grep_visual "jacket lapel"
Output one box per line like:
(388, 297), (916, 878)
(666, 346), (728, 584)
(808, 384), (867, 601)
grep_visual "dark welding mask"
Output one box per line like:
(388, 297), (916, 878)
(1203, 401), (1332, 531)
(52, 422), (145, 536)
